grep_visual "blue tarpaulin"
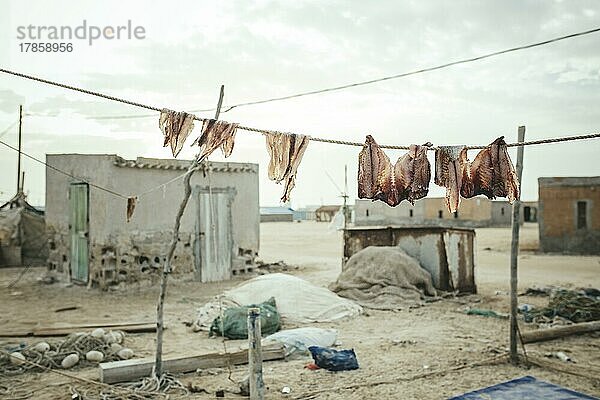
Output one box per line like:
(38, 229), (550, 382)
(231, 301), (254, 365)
(448, 376), (598, 400)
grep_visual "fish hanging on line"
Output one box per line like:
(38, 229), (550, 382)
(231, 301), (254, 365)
(192, 119), (239, 161)
(358, 135), (432, 207)
(434, 145), (468, 213)
(460, 136), (520, 203)
(265, 132), (309, 203)
(126, 196), (138, 223)
(158, 109), (196, 158)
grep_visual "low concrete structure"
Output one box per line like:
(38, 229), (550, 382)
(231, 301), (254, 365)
(260, 207), (293, 222)
(343, 226), (476, 293)
(355, 197), (534, 227)
(538, 177), (600, 254)
(45, 154), (260, 287)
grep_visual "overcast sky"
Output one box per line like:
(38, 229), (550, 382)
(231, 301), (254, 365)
(1, 0), (599, 207)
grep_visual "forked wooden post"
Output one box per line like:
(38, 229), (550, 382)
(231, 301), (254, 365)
(247, 307), (264, 400)
(153, 86), (225, 378)
(510, 126), (526, 364)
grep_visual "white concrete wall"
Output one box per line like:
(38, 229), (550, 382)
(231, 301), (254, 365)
(46, 154), (259, 285)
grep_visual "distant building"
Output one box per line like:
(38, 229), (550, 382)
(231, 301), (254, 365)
(315, 205), (341, 222)
(354, 197), (536, 228)
(293, 205), (319, 221)
(538, 177), (600, 254)
(260, 207), (294, 222)
(45, 155), (260, 288)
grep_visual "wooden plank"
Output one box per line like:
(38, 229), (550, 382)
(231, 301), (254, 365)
(33, 323), (156, 336)
(99, 343), (285, 384)
(0, 321), (156, 337)
(521, 321), (600, 344)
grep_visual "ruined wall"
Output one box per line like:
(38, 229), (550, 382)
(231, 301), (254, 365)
(539, 177), (600, 254)
(46, 154), (260, 287)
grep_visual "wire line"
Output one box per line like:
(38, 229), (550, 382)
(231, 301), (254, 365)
(21, 26), (599, 120)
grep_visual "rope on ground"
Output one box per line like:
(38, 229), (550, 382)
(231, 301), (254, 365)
(525, 354), (600, 382)
(0, 349), (187, 400)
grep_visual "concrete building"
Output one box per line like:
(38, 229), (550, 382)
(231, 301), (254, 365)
(260, 207), (294, 222)
(315, 205), (341, 222)
(45, 154), (260, 288)
(538, 177), (600, 254)
(354, 197), (537, 228)
(293, 205), (319, 221)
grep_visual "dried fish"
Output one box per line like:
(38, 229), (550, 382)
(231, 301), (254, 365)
(193, 119), (239, 160)
(460, 136), (520, 203)
(265, 132), (309, 202)
(434, 145), (467, 213)
(359, 136), (432, 207)
(126, 196), (137, 223)
(159, 109), (196, 158)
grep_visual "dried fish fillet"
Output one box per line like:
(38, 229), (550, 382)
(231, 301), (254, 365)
(159, 109), (196, 158)
(265, 132), (310, 202)
(460, 136), (520, 203)
(434, 145), (467, 213)
(126, 196), (137, 223)
(358, 136), (432, 207)
(193, 119), (239, 160)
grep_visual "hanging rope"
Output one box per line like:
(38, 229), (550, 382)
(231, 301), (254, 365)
(2, 67), (600, 150)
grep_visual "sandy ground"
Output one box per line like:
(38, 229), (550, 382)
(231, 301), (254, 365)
(1, 222), (599, 399)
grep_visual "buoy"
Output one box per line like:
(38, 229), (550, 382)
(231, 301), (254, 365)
(90, 328), (105, 338)
(117, 348), (134, 360)
(33, 342), (50, 352)
(61, 353), (79, 368)
(10, 352), (26, 366)
(85, 350), (104, 362)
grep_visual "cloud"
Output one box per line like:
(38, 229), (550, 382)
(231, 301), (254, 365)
(0, 89), (25, 113)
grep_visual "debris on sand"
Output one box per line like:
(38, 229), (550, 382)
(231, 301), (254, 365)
(465, 308), (509, 319)
(523, 289), (600, 324)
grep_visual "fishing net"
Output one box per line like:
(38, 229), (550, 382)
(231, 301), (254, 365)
(524, 289), (600, 323)
(0, 330), (127, 375)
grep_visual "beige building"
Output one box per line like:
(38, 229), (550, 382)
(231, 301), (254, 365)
(354, 197), (532, 227)
(538, 177), (600, 254)
(45, 154), (260, 288)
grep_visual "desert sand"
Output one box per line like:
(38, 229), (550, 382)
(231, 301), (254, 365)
(1, 222), (598, 399)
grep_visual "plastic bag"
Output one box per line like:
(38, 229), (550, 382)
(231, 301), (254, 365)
(209, 297), (281, 339)
(308, 346), (359, 371)
(263, 328), (338, 358)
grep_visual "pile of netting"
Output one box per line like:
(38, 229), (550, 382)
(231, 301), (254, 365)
(70, 373), (189, 400)
(523, 289), (600, 324)
(0, 329), (132, 375)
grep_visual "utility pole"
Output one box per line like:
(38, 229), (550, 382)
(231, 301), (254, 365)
(342, 164), (351, 229)
(16, 105), (23, 194)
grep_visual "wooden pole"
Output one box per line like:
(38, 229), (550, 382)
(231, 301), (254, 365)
(509, 126), (525, 364)
(247, 307), (264, 400)
(521, 321), (600, 344)
(153, 86), (225, 378)
(17, 105), (22, 193)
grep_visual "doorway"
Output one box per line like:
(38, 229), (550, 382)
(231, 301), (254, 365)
(194, 187), (234, 282)
(69, 183), (89, 283)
